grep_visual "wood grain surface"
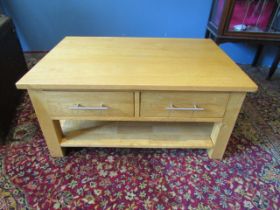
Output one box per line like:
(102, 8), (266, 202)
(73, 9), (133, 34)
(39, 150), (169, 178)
(16, 37), (257, 92)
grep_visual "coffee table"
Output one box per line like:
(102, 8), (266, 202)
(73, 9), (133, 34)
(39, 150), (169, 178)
(16, 37), (257, 159)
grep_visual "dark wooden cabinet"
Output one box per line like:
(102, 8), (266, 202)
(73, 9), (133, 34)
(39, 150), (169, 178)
(206, 0), (280, 79)
(0, 15), (27, 142)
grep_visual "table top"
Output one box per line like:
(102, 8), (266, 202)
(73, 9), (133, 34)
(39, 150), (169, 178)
(16, 37), (257, 92)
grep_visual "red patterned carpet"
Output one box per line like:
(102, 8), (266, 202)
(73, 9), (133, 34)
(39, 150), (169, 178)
(0, 55), (279, 209)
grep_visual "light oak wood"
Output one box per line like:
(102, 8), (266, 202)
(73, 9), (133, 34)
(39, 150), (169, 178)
(208, 92), (246, 159)
(51, 116), (223, 122)
(28, 90), (65, 157)
(16, 37), (258, 159)
(60, 120), (214, 149)
(16, 37), (257, 92)
(141, 91), (229, 118)
(134, 91), (140, 117)
(35, 91), (134, 118)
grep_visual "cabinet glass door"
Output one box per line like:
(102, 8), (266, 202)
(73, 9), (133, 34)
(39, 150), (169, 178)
(228, 0), (279, 33)
(210, 0), (226, 27)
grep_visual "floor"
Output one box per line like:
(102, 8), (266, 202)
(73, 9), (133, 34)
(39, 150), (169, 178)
(0, 54), (279, 209)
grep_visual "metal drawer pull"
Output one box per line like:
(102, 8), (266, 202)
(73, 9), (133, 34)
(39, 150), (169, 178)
(69, 104), (109, 110)
(166, 104), (204, 111)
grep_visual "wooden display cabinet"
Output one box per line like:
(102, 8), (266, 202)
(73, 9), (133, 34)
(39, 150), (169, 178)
(206, 0), (280, 79)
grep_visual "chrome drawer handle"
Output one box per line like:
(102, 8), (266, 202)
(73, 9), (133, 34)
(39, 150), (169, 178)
(166, 104), (204, 111)
(69, 104), (109, 110)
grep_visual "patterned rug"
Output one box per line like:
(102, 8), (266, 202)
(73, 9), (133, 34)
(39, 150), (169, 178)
(0, 54), (279, 209)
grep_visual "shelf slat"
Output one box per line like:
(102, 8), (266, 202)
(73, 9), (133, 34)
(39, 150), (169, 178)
(60, 121), (214, 149)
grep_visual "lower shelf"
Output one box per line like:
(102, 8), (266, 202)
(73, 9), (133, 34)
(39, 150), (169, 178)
(60, 120), (214, 149)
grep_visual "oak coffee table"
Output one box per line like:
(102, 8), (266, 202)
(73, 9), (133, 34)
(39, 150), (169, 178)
(16, 37), (257, 159)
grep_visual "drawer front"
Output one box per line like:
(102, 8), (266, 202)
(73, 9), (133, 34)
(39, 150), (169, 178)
(41, 91), (134, 117)
(140, 92), (229, 118)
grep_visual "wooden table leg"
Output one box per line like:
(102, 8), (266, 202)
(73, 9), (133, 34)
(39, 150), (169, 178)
(208, 93), (246, 159)
(267, 47), (280, 80)
(205, 29), (210, 38)
(28, 90), (65, 157)
(252, 45), (264, 67)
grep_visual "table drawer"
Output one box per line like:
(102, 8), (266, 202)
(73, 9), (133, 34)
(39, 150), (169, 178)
(140, 92), (229, 118)
(40, 91), (134, 117)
